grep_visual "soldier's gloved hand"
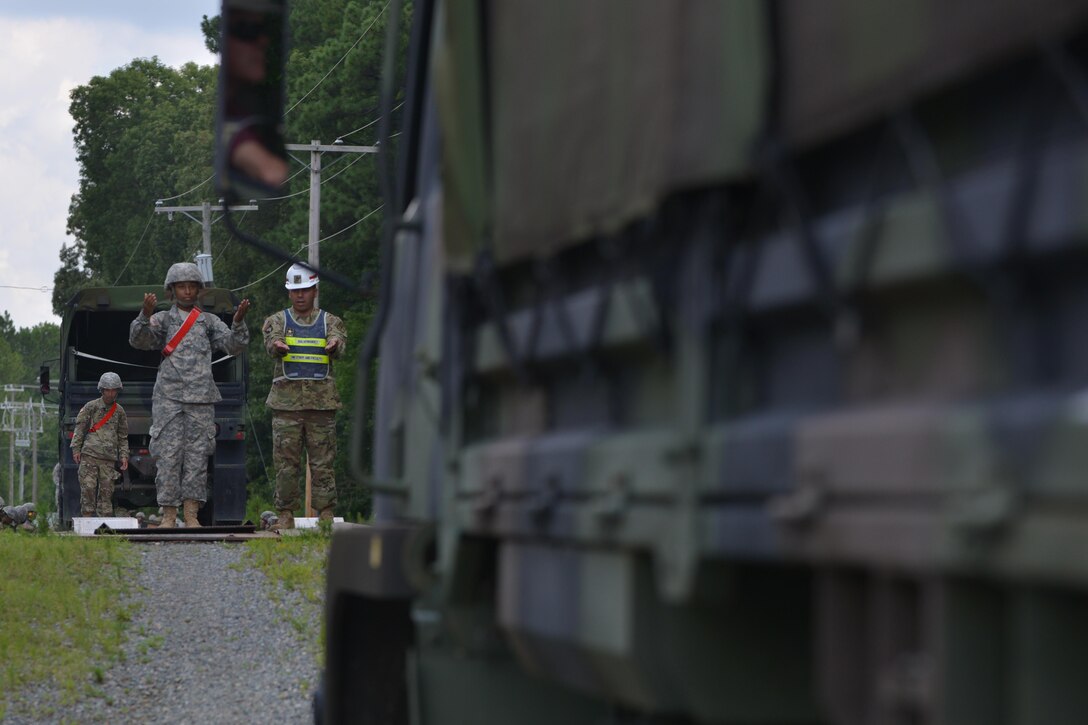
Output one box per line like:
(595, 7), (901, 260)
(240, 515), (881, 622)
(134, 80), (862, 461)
(233, 298), (251, 323)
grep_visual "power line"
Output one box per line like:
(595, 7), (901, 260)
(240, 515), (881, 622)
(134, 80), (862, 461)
(111, 210), (158, 285)
(155, 2), (389, 209)
(229, 204), (383, 293)
(0, 285), (51, 292)
(157, 174), (214, 203)
(336, 100), (403, 142)
(316, 203), (383, 244)
(230, 251), (300, 293)
(256, 151), (367, 200)
(285, 1), (390, 116)
(214, 211), (250, 261)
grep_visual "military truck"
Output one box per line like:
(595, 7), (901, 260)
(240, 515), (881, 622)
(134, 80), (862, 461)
(51, 286), (248, 527)
(216, 0), (1088, 723)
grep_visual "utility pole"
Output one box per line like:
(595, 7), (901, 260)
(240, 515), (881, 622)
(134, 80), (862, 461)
(0, 385), (45, 503)
(285, 140), (377, 289)
(5, 387), (11, 503)
(284, 140), (376, 517)
(154, 200), (259, 285)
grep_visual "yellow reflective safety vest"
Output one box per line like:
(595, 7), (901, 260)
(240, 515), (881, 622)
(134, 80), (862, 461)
(282, 309), (330, 380)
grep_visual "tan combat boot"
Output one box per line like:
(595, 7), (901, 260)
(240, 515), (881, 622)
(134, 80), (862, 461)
(270, 509), (295, 531)
(159, 506), (177, 529)
(182, 500), (202, 528)
(318, 506), (335, 523)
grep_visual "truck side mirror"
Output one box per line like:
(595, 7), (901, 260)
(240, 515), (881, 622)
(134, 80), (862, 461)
(216, 0), (289, 202)
(39, 365), (50, 395)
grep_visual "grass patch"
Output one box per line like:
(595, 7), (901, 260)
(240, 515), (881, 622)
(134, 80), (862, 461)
(241, 530), (330, 662)
(0, 532), (135, 719)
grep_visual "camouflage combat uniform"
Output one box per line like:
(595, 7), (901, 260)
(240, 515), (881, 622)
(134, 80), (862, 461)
(130, 305), (249, 507)
(263, 307), (347, 511)
(71, 396), (129, 516)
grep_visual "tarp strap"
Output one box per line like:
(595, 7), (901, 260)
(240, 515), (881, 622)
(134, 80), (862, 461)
(74, 350), (236, 368)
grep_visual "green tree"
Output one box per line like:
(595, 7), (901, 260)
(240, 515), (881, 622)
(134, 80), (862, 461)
(51, 243), (96, 317)
(67, 58), (218, 289)
(11, 322), (61, 383)
(201, 14), (221, 54)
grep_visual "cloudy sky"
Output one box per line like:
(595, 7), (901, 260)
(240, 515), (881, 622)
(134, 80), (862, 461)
(0, 1), (219, 329)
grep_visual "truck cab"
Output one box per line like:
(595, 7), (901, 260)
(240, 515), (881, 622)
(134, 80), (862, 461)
(52, 286), (248, 527)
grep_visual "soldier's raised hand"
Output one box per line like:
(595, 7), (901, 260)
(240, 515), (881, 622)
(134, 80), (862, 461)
(233, 298), (251, 323)
(142, 292), (157, 317)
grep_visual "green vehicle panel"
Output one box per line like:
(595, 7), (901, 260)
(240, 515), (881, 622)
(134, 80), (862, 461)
(314, 1), (1088, 723)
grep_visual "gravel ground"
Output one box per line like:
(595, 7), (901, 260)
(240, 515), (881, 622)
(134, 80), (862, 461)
(3, 542), (321, 724)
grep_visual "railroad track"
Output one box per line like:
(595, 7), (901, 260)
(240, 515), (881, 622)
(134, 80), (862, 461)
(91, 522), (277, 543)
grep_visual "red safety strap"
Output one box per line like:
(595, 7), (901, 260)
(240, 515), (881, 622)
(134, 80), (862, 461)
(88, 403), (118, 433)
(163, 307), (200, 357)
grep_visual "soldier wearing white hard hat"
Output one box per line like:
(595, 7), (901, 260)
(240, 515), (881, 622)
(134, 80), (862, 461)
(261, 262), (347, 529)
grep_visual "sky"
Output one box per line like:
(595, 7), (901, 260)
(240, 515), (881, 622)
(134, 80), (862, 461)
(0, 1), (220, 329)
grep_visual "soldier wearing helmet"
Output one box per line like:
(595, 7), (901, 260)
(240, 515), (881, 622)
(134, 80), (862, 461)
(261, 262), (347, 529)
(71, 372), (129, 517)
(1, 502), (36, 531)
(129, 261), (251, 528)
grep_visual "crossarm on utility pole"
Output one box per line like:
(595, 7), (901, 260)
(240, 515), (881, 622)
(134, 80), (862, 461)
(153, 202), (259, 285)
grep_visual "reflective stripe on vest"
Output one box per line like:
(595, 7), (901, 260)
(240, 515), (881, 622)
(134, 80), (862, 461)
(282, 309), (329, 380)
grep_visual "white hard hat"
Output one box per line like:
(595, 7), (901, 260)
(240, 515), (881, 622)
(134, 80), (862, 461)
(285, 263), (318, 290)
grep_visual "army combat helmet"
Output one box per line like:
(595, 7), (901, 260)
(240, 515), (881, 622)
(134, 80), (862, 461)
(285, 262), (318, 290)
(163, 262), (205, 291)
(98, 372), (123, 391)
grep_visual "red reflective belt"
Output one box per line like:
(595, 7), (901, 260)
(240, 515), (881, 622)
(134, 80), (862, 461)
(163, 307), (200, 357)
(88, 403), (118, 433)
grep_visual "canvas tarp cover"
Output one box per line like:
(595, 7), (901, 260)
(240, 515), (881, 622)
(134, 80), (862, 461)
(436, 0), (1088, 271)
(780, 0), (1088, 145)
(436, 0), (766, 271)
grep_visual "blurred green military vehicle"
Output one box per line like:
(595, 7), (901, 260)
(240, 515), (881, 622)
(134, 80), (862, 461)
(217, 0), (1088, 722)
(50, 286), (249, 527)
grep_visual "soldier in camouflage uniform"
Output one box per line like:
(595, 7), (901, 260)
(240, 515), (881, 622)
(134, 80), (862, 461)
(263, 263), (347, 529)
(70, 372), (129, 517)
(1, 502), (37, 531)
(129, 262), (250, 528)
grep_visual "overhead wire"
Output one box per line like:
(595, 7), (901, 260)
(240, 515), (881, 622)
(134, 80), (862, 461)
(336, 100), (404, 142)
(157, 174), (214, 203)
(214, 211), (249, 260)
(230, 253), (299, 293)
(315, 203), (384, 244)
(254, 154), (354, 202)
(111, 210), (158, 285)
(229, 204), (384, 293)
(285, 1), (390, 116)
(152, 0), (391, 272)
(156, 0), (391, 205)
